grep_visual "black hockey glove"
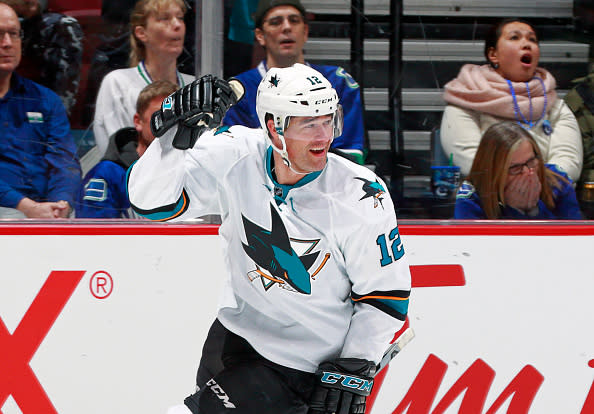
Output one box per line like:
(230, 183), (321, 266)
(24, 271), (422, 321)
(308, 358), (376, 414)
(150, 74), (245, 150)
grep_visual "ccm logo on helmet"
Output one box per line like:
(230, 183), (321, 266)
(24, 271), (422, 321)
(320, 372), (373, 393)
(315, 98), (336, 105)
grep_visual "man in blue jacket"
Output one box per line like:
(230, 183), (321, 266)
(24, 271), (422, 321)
(223, 0), (367, 164)
(0, 2), (81, 218)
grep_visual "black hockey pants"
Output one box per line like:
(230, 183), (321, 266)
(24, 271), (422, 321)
(185, 318), (315, 414)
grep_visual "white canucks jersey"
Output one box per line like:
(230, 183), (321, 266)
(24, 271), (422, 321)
(127, 125), (411, 373)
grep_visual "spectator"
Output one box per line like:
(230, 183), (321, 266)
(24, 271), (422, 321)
(564, 68), (594, 214)
(454, 122), (582, 220)
(77, 80), (178, 219)
(0, 0), (83, 115)
(84, 0), (196, 126)
(0, 3), (81, 218)
(222, 0), (367, 164)
(93, 0), (194, 158)
(176, 0), (196, 75)
(440, 18), (583, 182)
(82, 0), (137, 126)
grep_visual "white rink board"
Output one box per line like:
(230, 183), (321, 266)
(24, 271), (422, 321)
(0, 234), (225, 414)
(0, 225), (593, 414)
(372, 233), (594, 414)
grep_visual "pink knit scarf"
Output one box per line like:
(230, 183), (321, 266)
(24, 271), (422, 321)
(443, 64), (558, 120)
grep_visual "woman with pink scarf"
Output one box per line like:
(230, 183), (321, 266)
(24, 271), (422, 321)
(440, 18), (582, 182)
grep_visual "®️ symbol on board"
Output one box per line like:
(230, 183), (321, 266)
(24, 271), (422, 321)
(0, 271), (85, 413)
(90, 271), (114, 299)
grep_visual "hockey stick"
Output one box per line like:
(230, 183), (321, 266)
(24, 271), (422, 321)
(376, 327), (415, 374)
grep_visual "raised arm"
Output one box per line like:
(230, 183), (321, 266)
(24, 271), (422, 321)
(127, 75), (244, 221)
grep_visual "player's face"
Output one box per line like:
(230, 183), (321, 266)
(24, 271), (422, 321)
(255, 6), (308, 66)
(282, 115), (334, 174)
(137, 3), (185, 60)
(134, 95), (167, 156)
(488, 21), (540, 82)
(0, 4), (21, 77)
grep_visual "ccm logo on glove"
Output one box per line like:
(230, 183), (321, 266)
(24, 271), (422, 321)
(320, 372), (374, 393)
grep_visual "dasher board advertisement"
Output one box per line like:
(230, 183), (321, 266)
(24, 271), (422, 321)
(0, 223), (592, 413)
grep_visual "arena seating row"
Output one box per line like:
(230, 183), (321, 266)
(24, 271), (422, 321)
(302, 0), (591, 217)
(44, 0), (592, 218)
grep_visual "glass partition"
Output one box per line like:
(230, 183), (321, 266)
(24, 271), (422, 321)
(3, 0), (593, 221)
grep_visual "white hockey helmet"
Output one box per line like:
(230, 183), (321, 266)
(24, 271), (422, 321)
(256, 64), (343, 170)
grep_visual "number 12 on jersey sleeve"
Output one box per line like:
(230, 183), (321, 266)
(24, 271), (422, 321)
(376, 227), (405, 266)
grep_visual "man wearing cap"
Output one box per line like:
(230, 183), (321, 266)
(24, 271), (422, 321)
(222, 0), (367, 164)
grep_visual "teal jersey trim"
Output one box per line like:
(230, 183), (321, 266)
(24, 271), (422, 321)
(264, 147), (322, 203)
(126, 162), (190, 221)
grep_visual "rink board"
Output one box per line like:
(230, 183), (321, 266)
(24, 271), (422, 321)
(0, 223), (593, 414)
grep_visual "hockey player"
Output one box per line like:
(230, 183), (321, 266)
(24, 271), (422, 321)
(126, 64), (411, 414)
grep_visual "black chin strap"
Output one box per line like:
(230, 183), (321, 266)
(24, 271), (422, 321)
(269, 155), (278, 181)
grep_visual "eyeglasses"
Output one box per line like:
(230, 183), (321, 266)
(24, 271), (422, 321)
(0, 29), (23, 41)
(508, 155), (539, 175)
(264, 14), (304, 28)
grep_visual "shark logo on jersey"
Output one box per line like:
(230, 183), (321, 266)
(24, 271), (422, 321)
(241, 204), (330, 294)
(355, 177), (385, 209)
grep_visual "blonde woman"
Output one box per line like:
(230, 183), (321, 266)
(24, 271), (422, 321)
(454, 122), (582, 219)
(92, 0), (194, 156)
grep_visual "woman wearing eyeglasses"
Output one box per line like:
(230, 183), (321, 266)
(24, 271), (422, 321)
(454, 122), (582, 219)
(92, 0), (194, 158)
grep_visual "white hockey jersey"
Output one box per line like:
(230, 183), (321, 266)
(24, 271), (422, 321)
(127, 125), (411, 373)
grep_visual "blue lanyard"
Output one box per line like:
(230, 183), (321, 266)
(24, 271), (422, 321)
(506, 77), (547, 130)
